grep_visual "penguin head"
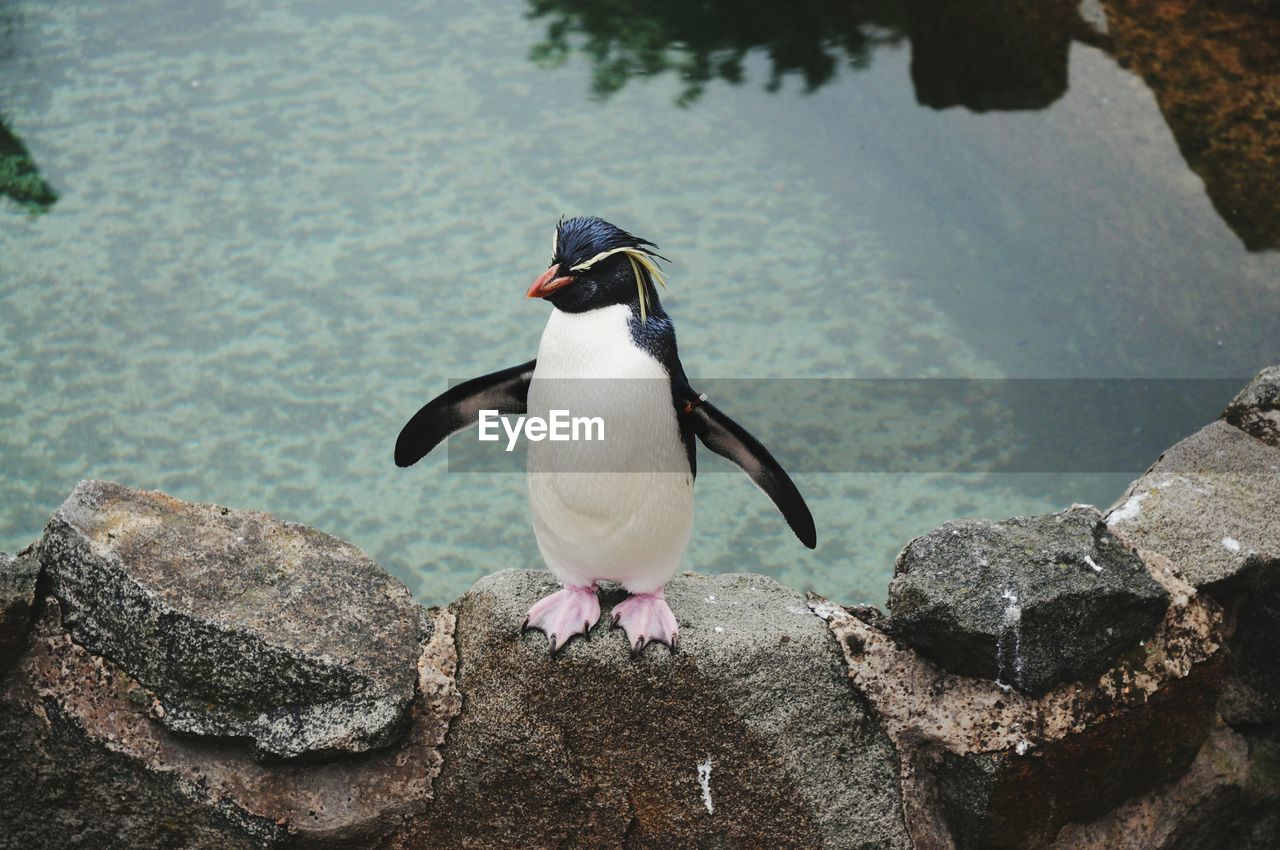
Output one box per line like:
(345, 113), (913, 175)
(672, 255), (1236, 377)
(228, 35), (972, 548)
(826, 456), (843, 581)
(527, 216), (668, 319)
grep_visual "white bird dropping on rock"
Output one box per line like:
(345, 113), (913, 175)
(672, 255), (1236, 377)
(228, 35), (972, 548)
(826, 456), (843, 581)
(697, 756), (714, 814)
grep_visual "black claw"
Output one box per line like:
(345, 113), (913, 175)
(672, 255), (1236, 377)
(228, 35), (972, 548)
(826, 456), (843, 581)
(583, 620), (591, 640)
(630, 637), (645, 659)
(520, 618), (530, 633)
(548, 635), (560, 658)
(610, 612), (621, 629)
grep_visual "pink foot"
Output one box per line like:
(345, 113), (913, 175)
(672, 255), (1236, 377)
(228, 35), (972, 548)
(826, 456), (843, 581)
(522, 584), (601, 656)
(610, 590), (679, 657)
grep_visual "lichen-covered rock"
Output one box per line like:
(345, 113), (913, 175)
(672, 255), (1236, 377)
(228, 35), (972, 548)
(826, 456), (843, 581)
(887, 506), (1169, 696)
(816, 551), (1224, 850)
(0, 598), (459, 849)
(37, 480), (428, 759)
(384, 570), (913, 850)
(1222, 365), (1280, 448)
(0, 550), (40, 671)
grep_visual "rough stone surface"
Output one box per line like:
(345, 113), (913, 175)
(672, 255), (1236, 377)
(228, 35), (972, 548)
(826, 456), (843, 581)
(1222, 365), (1280, 448)
(1106, 420), (1280, 726)
(6, 366), (1280, 850)
(383, 570), (913, 850)
(816, 550), (1224, 850)
(37, 479), (428, 759)
(887, 505), (1169, 696)
(0, 597), (460, 850)
(0, 549), (40, 671)
(1106, 420), (1280, 594)
(1050, 722), (1280, 850)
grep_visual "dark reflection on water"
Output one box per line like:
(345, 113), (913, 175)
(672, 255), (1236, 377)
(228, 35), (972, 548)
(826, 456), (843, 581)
(0, 117), (57, 214)
(0, 11), (56, 214)
(529, 0), (1279, 252)
(526, 0), (906, 105)
(904, 0), (1103, 111)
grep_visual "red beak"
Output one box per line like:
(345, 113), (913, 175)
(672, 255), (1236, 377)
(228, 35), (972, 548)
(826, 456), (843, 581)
(526, 263), (574, 299)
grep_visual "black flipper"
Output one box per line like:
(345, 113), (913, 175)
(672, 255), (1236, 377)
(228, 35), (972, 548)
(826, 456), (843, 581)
(395, 360), (536, 468)
(677, 381), (817, 549)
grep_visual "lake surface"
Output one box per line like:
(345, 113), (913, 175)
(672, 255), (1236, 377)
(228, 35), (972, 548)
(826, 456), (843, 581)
(2, 0), (1277, 605)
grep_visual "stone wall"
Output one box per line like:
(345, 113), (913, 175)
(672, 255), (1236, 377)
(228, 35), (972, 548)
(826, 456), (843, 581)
(2, 366), (1278, 849)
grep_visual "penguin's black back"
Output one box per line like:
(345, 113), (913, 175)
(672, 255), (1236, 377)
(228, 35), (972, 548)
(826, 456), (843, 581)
(626, 304), (697, 478)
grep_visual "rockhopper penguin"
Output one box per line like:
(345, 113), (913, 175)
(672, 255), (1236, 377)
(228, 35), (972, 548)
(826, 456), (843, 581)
(395, 216), (815, 656)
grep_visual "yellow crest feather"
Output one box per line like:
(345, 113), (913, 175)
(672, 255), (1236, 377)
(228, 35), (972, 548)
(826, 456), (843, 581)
(570, 246), (668, 323)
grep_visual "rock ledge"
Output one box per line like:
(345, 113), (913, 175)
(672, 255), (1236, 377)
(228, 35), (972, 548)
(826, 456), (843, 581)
(887, 506), (1169, 696)
(38, 480), (428, 759)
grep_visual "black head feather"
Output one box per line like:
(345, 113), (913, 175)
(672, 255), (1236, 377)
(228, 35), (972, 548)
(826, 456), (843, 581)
(542, 216), (670, 317)
(551, 215), (664, 270)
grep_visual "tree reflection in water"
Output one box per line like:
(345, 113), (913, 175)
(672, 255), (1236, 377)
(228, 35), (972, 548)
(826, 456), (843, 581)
(1, 117), (58, 214)
(526, 0), (1279, 252)
(526, 0), (906, 105)
(1, 11), (57, 214)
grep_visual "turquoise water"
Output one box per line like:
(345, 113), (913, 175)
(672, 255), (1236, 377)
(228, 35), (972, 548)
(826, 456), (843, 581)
(2, 1), (1277, 605)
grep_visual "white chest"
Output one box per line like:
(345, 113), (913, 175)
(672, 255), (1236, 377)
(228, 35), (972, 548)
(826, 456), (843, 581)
(528, 305), (680, 468)
(524, 306), (694, 588)
(531, 305), (661, 380)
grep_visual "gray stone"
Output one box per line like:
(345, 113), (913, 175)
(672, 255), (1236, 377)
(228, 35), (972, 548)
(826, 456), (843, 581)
(1223, 365), (1280, 448)
(36, 479), (428, 759)
(383, 570), (913, 850)
(0, 549), (40, 671)
(887, 505), (1169, 696)
(0, 597), (459, 850)
(817, 552), (1225, 850)
(1106, 419), (1280, 726)
(1106, 420), (1280, 594)
(6, 430), (1278, 850)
